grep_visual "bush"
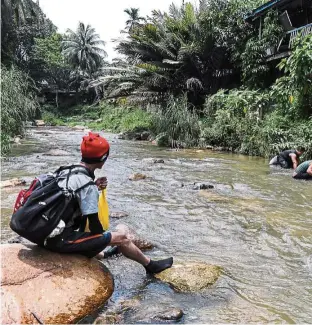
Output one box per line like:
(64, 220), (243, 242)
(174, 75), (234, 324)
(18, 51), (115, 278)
(1, 65), (39, 155)
(152, 96), (200, 148)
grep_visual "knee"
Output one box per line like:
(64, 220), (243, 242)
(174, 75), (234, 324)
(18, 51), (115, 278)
(110, 232), (131, 246)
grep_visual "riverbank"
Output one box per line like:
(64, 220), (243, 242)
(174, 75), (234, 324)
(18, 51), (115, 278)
(40, 103), (312, 161)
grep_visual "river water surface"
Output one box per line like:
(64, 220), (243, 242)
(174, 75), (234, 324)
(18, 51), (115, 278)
(1, 127), (311, 323)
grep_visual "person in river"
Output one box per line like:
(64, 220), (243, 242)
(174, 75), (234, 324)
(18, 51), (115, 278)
(269, 146), (305, 169)
(292, 160), (312, 180)
(44, 132), (173, 274)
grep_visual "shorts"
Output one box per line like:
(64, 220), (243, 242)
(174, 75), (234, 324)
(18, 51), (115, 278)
(45, 227), (112, 258)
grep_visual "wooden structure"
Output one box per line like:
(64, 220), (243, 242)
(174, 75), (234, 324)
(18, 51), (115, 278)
(245, 0), (312, 61)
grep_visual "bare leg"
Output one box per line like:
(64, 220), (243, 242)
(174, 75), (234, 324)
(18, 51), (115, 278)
(110, 232), (150, 266)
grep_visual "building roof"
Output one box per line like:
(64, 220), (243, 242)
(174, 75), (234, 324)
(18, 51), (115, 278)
(245, 0), (293, 21)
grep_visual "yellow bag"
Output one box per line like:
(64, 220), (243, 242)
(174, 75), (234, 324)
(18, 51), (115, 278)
(85, 189), (110, 231)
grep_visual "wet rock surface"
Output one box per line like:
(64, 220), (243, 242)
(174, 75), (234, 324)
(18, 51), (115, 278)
(0, 178), (26, 188)
(1, 243), (114, 324)
(155, 262), (221, 292)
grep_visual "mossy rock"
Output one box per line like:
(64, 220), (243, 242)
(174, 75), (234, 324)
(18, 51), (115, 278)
(155, 262), (221, 292)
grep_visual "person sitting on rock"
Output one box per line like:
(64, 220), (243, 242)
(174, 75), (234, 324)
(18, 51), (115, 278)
(269, 146), (305, 169)
(44, 132), (173, 274)
(293, 160), (312, 180)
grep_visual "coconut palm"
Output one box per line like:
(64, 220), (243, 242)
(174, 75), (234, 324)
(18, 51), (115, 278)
(62, 22), (107, 77)
(124, 8), (145, 33)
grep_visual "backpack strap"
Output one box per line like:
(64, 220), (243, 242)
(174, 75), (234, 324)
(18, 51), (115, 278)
(55, 165), (96, 194)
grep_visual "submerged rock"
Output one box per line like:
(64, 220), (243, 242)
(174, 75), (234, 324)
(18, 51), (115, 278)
(93, 312), (122, 324)
(153, 307), (184, 321)
(115, 224), (153, 250)
(142, 158), (165, 164)
(155, 262), (221, 292)
(128, 173), (147, 181)
(1, 244), (114, 324)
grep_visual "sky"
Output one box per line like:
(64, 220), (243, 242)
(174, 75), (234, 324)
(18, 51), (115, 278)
(39, 0), (178, 61)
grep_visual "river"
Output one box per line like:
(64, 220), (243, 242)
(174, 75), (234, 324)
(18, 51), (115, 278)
(1, 126), (311, 323)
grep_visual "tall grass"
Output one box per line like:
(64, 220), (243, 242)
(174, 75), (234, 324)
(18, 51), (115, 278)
(152, 96), (200, 147)
(1, 65), (39, 155)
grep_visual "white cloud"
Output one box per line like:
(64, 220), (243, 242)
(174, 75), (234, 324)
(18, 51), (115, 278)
(38, 0), (178, 61)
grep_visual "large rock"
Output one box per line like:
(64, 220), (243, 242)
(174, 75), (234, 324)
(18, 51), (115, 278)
(1, 244), (114, 324)
(0, 178), (26, 189)
(128, 173), (147, 181)
(155, 262), (221, 292)
(34, 120), (45, 127)
(43, 149), (71, 156)
(115, 224), (153, 250)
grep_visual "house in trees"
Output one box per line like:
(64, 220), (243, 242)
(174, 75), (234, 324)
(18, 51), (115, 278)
(245, 0), (312, 61)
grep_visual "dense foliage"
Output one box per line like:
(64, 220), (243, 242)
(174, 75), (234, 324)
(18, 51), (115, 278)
(1, 0), (311, 159)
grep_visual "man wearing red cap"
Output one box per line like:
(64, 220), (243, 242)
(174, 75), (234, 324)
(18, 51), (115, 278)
(44, 132), (173, 274)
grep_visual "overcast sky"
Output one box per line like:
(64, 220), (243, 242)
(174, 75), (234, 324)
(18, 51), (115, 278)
(39, 0), (179, 61)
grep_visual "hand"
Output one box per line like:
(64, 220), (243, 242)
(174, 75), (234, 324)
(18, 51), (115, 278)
(95, 177), (108, 190)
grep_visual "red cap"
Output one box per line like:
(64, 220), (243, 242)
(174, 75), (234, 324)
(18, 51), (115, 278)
(81, 132), (110, 162)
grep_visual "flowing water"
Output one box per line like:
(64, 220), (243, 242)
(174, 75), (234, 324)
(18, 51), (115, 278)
(1, 127), (312, 324)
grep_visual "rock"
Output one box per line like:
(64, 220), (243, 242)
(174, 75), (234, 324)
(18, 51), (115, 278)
(128, 173), (147, 181)
(115, 224), (153, 250)
(140, 131), (150, 141)
(34, 120), (45, 127)
(0, 178), (26, 189)
(142, 158), (165, 164)
(117, 133), (125, 140)
(43, 149), (71, 156)
(155, 262), (221, 292)
(93, 313), (122, 324)
(198, 190), (230, 203)
(155, 133), (169, 147)
(192, 183), (214, 190)
(25, 121), (33, 127)
(154, 307), (184, 321)
(1, 244), (114, 324)
(120, 297), (141, 312)
(13, 136), (21, 144)
(72, 125), (85, 130)
(109, 211), (129, 219)
(206, 145), (213, 150)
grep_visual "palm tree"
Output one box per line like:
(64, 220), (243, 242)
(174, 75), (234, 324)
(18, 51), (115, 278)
(62, 22), (107, 77)
(124, 8), (145, 33)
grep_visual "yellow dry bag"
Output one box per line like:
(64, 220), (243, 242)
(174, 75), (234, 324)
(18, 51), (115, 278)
(85, 189), (110, 231)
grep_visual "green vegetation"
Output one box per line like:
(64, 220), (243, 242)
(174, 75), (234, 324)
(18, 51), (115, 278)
(1, 65), (39, 155)
(1, 0), (311, 159)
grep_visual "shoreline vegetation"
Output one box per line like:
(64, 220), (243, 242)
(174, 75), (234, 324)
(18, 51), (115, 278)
(1, 0), (311, 160)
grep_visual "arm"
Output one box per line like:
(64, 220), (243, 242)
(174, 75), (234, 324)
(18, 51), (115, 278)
(307, 163), (312, 176)
(289, 153), (298, 169)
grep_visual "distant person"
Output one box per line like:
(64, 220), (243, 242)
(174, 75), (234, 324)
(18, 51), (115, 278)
(293, 160), (312, 180)
(269, 147), (305, 169)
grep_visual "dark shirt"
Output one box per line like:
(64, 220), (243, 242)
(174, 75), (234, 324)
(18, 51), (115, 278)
(278, 150), (298, 166)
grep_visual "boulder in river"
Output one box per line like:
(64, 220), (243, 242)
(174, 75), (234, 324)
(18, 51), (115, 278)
(1, 243), (114, 324)
(109, 211), (129, 219)
(43, 149), (71, 156)
(155, 262), (221, 292)
(34, 120), (45, 127)
(128, 173), (147, 181)
(193, 183), (214, 190)
(142, 158), (165, 164)
(115, 224), (153, 250)
(153, 307), (184, 321)
(0, 178), (26, 189)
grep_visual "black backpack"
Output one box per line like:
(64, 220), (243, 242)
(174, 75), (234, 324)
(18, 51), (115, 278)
(10, 165), (95, 246)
